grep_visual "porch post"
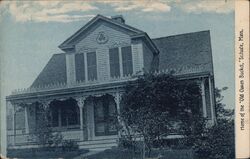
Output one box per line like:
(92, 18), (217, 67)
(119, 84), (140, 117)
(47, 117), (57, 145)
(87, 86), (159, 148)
(8, 101), (15, 145)
(114, 92), (122, 136)
(208, 77), (216, 124)
(114, 92), (121, 115)
(201, 78), (207, 117)
(24, 105), (29, 134)
(76, 97), (86, 141)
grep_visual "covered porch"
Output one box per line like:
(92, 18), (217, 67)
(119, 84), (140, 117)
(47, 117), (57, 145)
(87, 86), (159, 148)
(7, 92), (122, 149)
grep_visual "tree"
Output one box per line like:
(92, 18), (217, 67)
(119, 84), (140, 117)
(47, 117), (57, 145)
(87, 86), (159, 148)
(192, 87), (235, 159)
(119, 73), (202, 157)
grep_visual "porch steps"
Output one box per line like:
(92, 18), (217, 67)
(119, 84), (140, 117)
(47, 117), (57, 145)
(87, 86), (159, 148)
(78, 137), (118, 151)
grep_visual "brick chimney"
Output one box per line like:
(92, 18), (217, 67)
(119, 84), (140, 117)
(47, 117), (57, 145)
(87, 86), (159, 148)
(111, 15), (125, 24)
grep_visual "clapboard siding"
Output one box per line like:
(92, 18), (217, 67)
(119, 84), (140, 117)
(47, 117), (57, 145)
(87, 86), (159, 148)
(75, 23), (131, 51)
(142, 42), (154, 72)
(97, 46), (109, 81)
(66, 53), (76, 84)
(75, 22), (132, 80)
(131, 41), (143, 74)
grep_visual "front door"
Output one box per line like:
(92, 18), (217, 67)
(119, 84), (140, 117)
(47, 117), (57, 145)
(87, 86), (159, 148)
(94, 95), (117, 136)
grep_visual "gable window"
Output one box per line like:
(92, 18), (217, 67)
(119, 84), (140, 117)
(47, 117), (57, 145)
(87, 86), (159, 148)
(121, 46), (133, 76)
(109, 48), (120, 78)
(87, 52), (97, 80)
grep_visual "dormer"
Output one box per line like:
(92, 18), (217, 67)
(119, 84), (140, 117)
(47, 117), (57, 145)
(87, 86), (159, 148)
(56, 15), (158, 85)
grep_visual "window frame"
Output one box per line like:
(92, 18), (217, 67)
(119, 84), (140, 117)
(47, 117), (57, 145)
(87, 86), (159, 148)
(109, 47), (120, 78)
(86, 51), (97, 81)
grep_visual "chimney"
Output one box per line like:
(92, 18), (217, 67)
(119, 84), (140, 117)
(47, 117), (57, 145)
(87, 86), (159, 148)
(111, 15), (125, 24)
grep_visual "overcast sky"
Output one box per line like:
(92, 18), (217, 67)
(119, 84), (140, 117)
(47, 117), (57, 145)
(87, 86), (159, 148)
(0, 0), (234, 110)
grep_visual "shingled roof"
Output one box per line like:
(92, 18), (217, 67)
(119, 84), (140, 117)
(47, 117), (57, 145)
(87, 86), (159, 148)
(31, 31), (213, 88)
(152, 30), (213, 75)
(31, 54), (66, 88)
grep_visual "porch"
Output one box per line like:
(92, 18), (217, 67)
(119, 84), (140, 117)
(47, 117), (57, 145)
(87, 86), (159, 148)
(7, 92), (122, 151)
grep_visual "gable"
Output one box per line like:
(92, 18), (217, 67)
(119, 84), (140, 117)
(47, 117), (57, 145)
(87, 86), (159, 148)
(59, 15), (144, 52)
(75, 22), (132, 53)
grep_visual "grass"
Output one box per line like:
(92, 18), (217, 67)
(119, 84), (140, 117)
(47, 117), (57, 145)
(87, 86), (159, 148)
(7, 147), (194, 159)
(7, 147), (89, 159)
(84, 147), (194, 159)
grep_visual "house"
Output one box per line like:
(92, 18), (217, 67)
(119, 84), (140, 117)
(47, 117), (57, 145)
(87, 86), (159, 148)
(6, 14), (216, 152)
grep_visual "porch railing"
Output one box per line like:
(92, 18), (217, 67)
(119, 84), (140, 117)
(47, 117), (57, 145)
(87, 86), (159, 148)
(7, 129), (84, 147)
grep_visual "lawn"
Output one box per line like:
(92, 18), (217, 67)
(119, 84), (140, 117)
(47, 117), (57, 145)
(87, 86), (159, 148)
(7, 147), (194, 159)
(7, 147), (89, 159)
(84, 147), (194, 159)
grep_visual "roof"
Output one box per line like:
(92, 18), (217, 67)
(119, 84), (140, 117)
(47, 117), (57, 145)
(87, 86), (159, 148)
(152, 30), (213, 75)
(30, 31), (213, 88)
(31, 54), (66, 87)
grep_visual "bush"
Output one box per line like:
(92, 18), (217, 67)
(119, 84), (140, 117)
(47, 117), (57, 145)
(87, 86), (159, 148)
(62, 140), (79, 152)
(193, 119), (234, 159)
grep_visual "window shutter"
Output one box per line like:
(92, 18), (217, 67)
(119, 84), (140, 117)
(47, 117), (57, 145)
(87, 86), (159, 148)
(121, 46), (133, 76)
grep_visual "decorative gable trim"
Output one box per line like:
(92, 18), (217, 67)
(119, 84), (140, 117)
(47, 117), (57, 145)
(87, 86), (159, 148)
(59, 14), (144, 52)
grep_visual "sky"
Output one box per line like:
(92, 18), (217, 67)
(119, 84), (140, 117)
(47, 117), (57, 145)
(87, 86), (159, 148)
(0, 0), (235, 154)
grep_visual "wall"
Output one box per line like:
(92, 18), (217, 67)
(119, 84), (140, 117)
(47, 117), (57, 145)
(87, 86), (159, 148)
(142, 41), (154, 72)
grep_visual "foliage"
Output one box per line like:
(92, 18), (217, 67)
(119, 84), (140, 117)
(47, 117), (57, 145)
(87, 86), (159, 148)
(62, 140), (79, 152)
(119, 73), (202, 157)
(85, 147), (194, 159)
(34, 103), (63, 148)
(192, 87), (235, 159)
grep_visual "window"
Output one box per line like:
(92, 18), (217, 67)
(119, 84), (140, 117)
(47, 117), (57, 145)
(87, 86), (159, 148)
(61, 104), (79, 126)
(121, 46), (133, 76)
(109, 48), (120, 77)
(87, 52), (97, 80)
(49, 99), (80, 128)
(7, 108), (13, 130)
(15, 109), (25, 130)
(51, 106), (59, 127)
(75, 53), (85, 81)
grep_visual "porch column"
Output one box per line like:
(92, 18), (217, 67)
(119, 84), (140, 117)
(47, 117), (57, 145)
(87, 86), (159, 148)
(114, 92), (121, 114)
(8, 101), (15, 145)
(76, 97), (86, 141)
(208, 77), (216, 124)
(24, 105), (29, 134)
(201, 78), (207, 117)
(114, 92), (122, 136)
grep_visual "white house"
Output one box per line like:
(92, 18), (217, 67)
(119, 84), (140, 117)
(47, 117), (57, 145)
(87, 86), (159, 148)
(6, 14), (216, 152)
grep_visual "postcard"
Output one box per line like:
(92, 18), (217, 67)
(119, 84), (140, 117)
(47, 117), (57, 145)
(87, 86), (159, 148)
(0, 0), (248, 159)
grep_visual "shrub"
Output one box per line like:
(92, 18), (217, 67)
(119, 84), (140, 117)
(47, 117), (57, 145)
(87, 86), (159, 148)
(62, 140), (79, 152)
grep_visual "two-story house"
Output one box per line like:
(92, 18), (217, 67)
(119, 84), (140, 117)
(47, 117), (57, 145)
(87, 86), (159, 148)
(6, 14), (216, 152)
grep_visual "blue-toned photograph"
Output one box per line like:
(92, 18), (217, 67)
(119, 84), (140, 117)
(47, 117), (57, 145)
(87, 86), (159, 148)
(0, 1), (234, 159)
